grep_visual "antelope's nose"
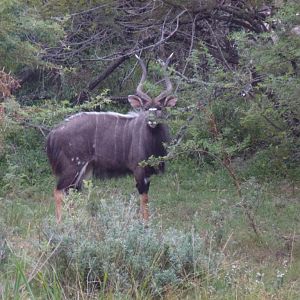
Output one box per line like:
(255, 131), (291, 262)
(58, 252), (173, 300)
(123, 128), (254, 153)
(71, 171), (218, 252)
(148, 120), (157, 128)
(148, 107), (158, 128)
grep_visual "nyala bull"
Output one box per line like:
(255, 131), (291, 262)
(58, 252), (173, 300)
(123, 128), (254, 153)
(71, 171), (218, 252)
(46, 54), (177, 222)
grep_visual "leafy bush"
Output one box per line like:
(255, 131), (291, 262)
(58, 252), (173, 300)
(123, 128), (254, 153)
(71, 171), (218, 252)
(167, 3), (300, 180)
(42, 189), (222, 297)
(0, 0), (63, 71)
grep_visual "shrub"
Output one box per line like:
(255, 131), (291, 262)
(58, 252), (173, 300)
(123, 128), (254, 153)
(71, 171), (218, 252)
(42, 189), (222, 297)
(166, 3), (300, 181)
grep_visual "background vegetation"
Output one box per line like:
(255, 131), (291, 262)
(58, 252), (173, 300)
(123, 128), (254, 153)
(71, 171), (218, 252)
(0, 0), (299, 299)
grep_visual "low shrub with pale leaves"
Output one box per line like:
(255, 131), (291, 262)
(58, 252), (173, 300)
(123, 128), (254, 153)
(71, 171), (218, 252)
(42, 190), (222, 296)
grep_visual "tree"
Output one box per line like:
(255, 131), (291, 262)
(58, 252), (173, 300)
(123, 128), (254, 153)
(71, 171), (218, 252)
(0, 0), (63, 72)
(31, 0), (272, 100)
(171, 1), (300, 179)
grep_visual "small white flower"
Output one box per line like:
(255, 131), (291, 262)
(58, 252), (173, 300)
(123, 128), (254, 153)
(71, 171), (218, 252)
(276, 270), (285, 278)
(255, 272), (264, 282)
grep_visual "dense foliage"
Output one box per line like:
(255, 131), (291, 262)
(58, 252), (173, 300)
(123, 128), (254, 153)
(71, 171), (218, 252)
(1, 0), (299, 182)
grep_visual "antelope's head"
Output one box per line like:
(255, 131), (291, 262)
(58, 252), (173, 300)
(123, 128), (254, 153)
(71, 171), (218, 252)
(128, 54), (177, 128)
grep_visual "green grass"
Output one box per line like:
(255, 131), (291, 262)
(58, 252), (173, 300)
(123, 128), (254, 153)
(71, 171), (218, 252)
(0, 158), (299, 299)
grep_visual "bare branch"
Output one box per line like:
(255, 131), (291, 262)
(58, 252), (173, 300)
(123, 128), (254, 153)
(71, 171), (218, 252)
(82, 9), (187, 62)
(205, 20), (232, 71)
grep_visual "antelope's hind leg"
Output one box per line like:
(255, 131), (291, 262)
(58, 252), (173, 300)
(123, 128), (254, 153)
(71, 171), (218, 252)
(54, 162), (93, 223)
(54, 168), (80, 223)
(54, 188), (64, 223)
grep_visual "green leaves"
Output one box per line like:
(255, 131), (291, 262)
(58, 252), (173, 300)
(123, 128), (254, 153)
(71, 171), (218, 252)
(168, 3), (300, 179)
(0, 0), (63, 71)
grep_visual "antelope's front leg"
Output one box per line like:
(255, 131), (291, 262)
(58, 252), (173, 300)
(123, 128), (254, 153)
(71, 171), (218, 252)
(134, 168), (150, 221)
(140, 193), (149, 221)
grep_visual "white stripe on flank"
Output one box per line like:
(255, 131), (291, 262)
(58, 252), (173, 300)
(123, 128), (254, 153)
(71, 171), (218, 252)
(114, 116), (119, 160)
(123, 119), (128, 162)
(94, 114), (99, 156)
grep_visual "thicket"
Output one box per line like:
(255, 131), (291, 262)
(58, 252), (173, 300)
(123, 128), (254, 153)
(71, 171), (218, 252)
(1, 1), (299, 186)
(167, 4), (299, 185)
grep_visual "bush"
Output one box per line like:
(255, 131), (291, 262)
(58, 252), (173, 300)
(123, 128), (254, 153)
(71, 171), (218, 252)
(42, 188), (222, 297)
(167, 3), (300, 180)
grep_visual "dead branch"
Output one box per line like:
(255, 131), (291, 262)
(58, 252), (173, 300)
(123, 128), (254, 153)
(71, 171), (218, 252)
(19, 121), (51, 137)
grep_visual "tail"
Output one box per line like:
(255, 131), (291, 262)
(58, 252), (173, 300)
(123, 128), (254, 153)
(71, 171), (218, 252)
(46, 131), (61, 176)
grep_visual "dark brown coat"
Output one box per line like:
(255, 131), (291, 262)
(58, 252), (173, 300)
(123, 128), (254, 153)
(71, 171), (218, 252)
(47, 111), (170, 192)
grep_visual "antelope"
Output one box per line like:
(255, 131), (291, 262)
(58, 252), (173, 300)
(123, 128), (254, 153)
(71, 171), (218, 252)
(46, 54), (177, 222)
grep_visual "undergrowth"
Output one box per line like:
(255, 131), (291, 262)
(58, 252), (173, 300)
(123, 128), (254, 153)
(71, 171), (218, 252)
(0, 168), (299, 299)
(41, 188), (222, 298)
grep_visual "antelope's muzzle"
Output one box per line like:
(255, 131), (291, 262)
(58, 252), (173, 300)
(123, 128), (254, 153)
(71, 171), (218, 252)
(147, 108), (159, 128)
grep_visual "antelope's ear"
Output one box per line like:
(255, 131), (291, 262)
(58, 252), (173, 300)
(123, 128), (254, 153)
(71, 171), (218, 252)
(164, 95), (177, 107)
(128, 95), (143, 108)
